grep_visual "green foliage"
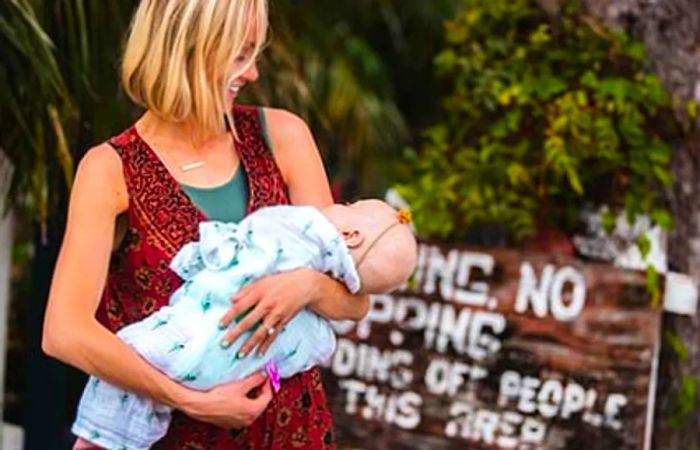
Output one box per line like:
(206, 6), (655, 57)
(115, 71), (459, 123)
(668, 375), (698, 429)
(637, 233), (652, 259)
(645, 265), (661, 307)
(0, 0), (137, 227)
(247, 0), (458, 196)
(665, 330), (690, 363)
(396, 0), (676, 242)
(664, 330), (698, 428)
(247, 19), (409, 193)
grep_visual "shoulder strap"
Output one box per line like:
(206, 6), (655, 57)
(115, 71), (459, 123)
(232, 105), (290, 211)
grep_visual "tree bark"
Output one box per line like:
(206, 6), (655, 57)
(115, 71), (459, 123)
(580, 1), (700, 448)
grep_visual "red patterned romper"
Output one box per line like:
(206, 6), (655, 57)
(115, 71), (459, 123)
(95, 105), (336, 449)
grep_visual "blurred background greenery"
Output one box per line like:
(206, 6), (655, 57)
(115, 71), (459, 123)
(2, 0), (699, 448)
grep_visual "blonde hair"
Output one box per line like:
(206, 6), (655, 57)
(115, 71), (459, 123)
(122, 0), (268, 136)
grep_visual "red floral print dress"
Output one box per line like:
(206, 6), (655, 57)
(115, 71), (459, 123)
(92, 105), (336, 449)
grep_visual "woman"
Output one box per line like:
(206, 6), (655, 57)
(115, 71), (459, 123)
(42, 1), (370, 448)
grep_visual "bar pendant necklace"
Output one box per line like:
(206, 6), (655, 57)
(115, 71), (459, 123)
(151, 144), (207, 172)
(181, 161), (206, 171)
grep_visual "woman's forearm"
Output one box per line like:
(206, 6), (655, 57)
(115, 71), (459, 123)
(308, 272), (370, 321)
(43, 319), (193, 411)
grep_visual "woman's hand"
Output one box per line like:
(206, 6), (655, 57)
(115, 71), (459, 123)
(218, 268), (322, 357)
(181, 372), (273, 429)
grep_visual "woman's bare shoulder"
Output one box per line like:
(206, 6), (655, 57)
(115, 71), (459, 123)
(74, 143), (129, 214)
(258, 107), (332, 206)
(261, 106), (306, 125)
(81, 142), (121, 165)
(260, 107), (313, 148)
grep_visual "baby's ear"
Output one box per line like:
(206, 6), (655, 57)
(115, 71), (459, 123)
(341, 229), (364, 248)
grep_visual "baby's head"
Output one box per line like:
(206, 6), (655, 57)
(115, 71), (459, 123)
(322, 199), (417, 294)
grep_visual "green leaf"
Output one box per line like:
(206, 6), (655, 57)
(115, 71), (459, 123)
(651, 208), (674, 231)
(652, 165), (673, 188)
(646, 265), (661, 307)
(637, 234), (651, 259)
(668, 375), (698, 429)
(647, 141), (671, 164)
(664, 330), (689, 362)
(435, 49), (457, 72)
(601, 209), (616, 234)
(566, 167), (584, 195)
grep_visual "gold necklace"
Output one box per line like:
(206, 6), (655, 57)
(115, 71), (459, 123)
(159, 144), (208, 172)
(148, 123), (236, 173)
(153, 133), (236, 173)
(180, 160), (206, 172)
(147, 140), (205, 173)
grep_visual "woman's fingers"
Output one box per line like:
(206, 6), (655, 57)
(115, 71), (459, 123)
(251, 378), (273, 408)
(240, 373), (273, 423)
(238, 314), (281, 357)
(240, 371), (266, 391)
(221, 303), (267, 348)
(219, 288), (259, 329)
(240, 371), (269, 393)
(256, 316), (291, 356)
(232, 282), (255, 303)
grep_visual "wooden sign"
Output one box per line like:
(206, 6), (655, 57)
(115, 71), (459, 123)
(323, 242), (661, 449)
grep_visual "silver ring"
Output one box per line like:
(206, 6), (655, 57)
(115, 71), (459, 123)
(266, 326), (276, 336)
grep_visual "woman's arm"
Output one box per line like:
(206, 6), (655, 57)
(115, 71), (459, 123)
(307, 271), (370, 321)
(217, 109), (371, 355)
(263, 107), (371, 320)
(42, 144), (271, 428)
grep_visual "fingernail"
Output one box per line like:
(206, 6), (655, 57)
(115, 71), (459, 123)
(220, 340), (230, 349)
(260, 370), (268, 378)
(237, 351), (246, 359)
(218, 322), (227, 330)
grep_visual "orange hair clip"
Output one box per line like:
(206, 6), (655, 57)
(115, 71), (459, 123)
(397, 209), (412, 224)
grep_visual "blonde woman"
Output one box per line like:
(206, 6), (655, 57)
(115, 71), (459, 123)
(42, 1), (369, 448)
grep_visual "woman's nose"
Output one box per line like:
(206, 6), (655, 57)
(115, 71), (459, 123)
(242, 62), (259, 82)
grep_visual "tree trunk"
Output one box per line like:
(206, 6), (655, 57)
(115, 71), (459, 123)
(580, 1), (700, 448)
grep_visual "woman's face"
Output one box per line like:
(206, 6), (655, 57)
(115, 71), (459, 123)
(226, 41), (260, 104)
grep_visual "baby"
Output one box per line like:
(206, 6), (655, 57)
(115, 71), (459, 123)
(72, 199), (417, 450)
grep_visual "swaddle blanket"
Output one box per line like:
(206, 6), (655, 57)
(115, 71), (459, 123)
(72, 205), (360, 450)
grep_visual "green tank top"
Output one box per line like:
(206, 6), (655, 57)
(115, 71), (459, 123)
(179, 107), (271, 223)
(180, 164), (249, 223)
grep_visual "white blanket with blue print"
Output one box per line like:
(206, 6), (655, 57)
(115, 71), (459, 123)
(71, 205), (360, 450)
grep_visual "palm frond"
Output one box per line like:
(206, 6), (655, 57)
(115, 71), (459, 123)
(0, 0), (135, 228)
